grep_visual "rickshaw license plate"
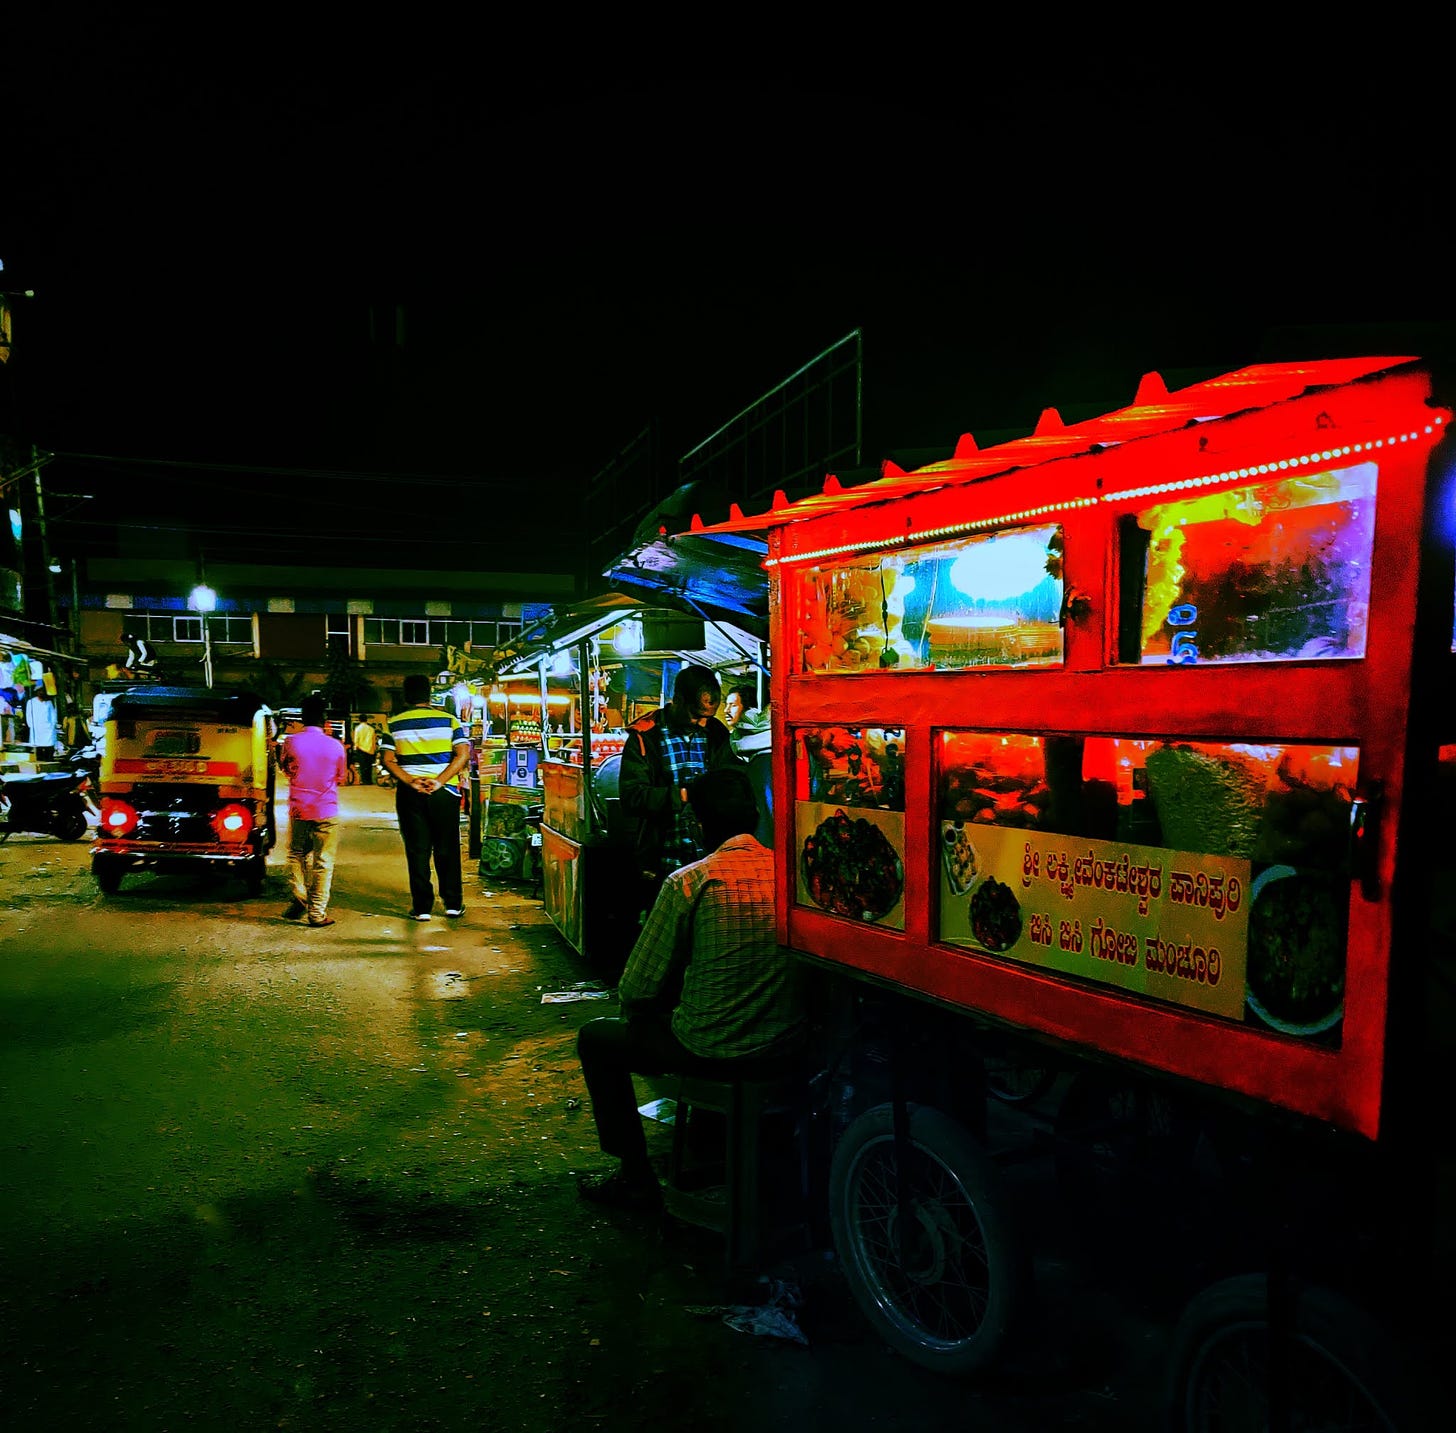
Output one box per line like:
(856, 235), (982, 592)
(113, 758), (237, 777)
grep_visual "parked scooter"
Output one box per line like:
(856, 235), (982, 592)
(0, 764), (95, 842)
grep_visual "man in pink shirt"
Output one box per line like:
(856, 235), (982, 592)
(281, 694), (349, 927)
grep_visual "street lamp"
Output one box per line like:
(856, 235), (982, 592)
(189, 574), (217, 689)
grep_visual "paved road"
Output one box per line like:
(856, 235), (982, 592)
(0, 782), (1179, 1431)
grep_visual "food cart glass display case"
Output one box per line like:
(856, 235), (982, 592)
(743, 357), (1454, 1140)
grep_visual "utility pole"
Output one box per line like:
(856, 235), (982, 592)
(32, 444), (57, 634)
(190, 554), (216, 689)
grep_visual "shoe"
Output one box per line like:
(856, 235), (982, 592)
(282, 900), (306, 921)
(577, 1169), (662, 1212)
(410, 912), (431, 921)
(308, 916), (336, 927)
(444, 908), (465, 918)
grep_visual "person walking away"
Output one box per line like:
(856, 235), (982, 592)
(280, 694), (348, 927)
(352, 715), (379, 785)
(618, 664), (738, 928)
(575, 765), (807, 1209)
(24, 688), (59, 761)
(379, 674), (471, 920)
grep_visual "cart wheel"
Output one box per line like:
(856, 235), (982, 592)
(1053, 1069), (1200, 1217)
(828, 1103), (1029, 1378)
(93, 854), (125, 895)
(54, 808), (89, 842)
(982, 1052), (1057, 1108)
(1165, 1273), (1428, 1432)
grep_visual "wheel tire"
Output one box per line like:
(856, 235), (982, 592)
(1166, 1273), (1430, 1432)
(828, 1103), (1029, 1378)
(243, 854), (266, 897)
(93, 854), (125, 894)
(983, 1053), (1058, 1107)
(54, 807), (89, 842)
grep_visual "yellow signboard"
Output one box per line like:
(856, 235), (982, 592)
(938, 824), (1250, 1020)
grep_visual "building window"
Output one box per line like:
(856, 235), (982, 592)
(364, 617), (456, 646)
(470, 619), (521, 648)
(327, 613), (352, 656)
(129, 611), (251, 646)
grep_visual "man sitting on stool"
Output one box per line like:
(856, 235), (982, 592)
(576, 764), (806, 1211)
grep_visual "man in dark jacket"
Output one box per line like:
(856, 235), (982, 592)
(618, 664), (738, 924)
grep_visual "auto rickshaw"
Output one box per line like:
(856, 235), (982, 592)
(91, 685), (278, 896)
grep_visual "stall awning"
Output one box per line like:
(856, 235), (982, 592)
(604, 530), (769, 636)
(596, 480), (770, 636)
(669, 356), (1424, 541)
(0, 630), (89, 671)
(493, 594), (762, 677)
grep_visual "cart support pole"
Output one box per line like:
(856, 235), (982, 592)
(468, 754), (481, 859)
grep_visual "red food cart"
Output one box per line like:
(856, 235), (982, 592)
(671, 355), (1454, 1428)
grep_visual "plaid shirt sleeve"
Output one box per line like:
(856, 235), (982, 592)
(617, 872), (692, 1009)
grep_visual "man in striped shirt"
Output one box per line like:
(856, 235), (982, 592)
(379, 673), (472, 920)
(576, 765), (806, 1211)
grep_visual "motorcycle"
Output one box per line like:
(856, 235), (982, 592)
(0, 764), (95, 843)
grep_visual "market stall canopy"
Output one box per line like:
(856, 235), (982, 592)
(600, 480), (770, 637)
(603, 529), (769, 635)
(668, 357), (1424, 544)
(0, 631), (89, 670)
(492, 592), (761, 678)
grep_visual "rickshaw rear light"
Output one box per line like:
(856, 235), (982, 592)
(100, 798), (139, 836)
(211, 803), (254, 843)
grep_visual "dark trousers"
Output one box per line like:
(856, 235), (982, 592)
(577, 1013), (800, 1174)
(355, 751), (374, 784)
(395, 785), (463, 914)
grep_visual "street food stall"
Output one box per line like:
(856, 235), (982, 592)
(674, 355), (1455, 1425)
(1, 631), (90, 773)
(494, 586), (768, 973)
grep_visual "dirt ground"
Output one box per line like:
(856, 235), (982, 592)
(0, 782), (1174, 1432)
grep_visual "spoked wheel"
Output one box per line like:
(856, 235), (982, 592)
(1166, 1274), (1426, 1432)
(828, 1103), (1029, 1377)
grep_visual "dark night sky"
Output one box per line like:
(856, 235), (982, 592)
(5, 33), (1451, 579)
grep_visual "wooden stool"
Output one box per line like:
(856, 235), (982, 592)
(664, 1071), (811, 1272)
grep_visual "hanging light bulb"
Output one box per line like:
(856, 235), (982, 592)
(613, 619), (643, 655)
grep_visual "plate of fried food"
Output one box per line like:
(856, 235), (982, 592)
(801, 808), (905, 922)
(940, 820), (981, 895)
